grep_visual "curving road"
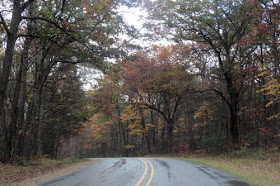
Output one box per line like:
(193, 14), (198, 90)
(40, 158), (250, 186)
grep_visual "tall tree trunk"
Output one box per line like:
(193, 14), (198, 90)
(224, 69), (239, 144)
(0, 0), (22, 161)
(151, 110), (158, 152)
(11, 36), (31, 157)
(14, 0), (35, 158)
(140, 110), (151, 153)
(161, 123), (166, 152)
(24, 63), (50, 158)
(215, 48), (240, 145)
(116, 103), (128, 156)
(167, 122), (174, 154)
(37, 92), (46, 156)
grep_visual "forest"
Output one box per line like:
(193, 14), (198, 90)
(0, 0), (279, 162)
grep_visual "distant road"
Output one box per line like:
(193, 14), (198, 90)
(40, 158), (250, 186)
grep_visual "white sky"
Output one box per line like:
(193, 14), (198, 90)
(118, 5), (171, 47)
(84, 5), (172, 90)
(118, 6), (147, 30)
(84, 6), (150, 90)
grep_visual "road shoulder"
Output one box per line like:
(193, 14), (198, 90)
(5, 158), (100, 186)
(174, 154), (280, 186)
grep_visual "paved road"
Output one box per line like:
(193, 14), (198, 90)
(40, 158), (250, 186)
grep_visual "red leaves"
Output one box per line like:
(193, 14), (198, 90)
(259, 127), (270, 136)
(121, 44), (193, 99)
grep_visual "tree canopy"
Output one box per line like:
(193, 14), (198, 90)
(0, 0), (279, 161)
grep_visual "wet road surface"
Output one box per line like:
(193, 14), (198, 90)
(40, 158), (250, 186)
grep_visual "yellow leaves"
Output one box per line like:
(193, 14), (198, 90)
(0, 50), (4, 56)
(146, 123), (155, 128)
(257, 65), (280, 118)
(125, 145), (135, 150)
(121, 104), (144, 136)
(144, 123), (155, 133)
(120, 105), (141, 123)
(257, 63), (272, 82)
(268, 113), (280, 120)
(193, 122), (208, 130)
(193, 123), (200, 129)
(258, 70), (270, 77)
(193, 103), (214, 131)
(259, 78), (279, 93)
(193, 103), (214, 121)
(260, 78), (280, 107)
(128, 120), (143, 136)
(120, 105), (155, 136)
(173, 117), (186, 134)
(193, 111), (202, 121)
(128, 129), (144, 135)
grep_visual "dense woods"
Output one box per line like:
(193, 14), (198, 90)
(0, 0), (138, 161)
(0, 0), (279, 161)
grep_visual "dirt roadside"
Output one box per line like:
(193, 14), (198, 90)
(4, 158), (100, 186)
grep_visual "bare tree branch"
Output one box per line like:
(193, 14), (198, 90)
(0, 12), (10, 34)
(20, 0), (35, 12)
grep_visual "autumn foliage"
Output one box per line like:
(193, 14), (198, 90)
(0, 0), (279, 161)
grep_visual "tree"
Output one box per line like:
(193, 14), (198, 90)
(259, 67), (280, 120)
(90, 71), (129, 156)
(121, 44), (194, 153)
(0, 0), (139, 161)
(38, 64), (88, 158)
(147, 0), (255, 144)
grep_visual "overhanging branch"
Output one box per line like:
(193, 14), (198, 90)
(0, 12), (10, 34)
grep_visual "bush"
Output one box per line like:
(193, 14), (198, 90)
(202, 134), (230, 154)
(14, 156), (27, 166)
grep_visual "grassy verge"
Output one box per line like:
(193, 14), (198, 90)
(170, 150), (280, 186)
(0, 157), (86, 184)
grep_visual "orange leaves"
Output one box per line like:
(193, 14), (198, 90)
(120, 104), (155, 136)
(146, 123), (155, 128)
(120, 105), (144, 136)
(120, 105), (141, 123)
(121, 44), (193, 101)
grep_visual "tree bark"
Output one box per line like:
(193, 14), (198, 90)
(0, 0), (22, 161)
(11, 37), (31, 157)
(167, 122), (174, 154)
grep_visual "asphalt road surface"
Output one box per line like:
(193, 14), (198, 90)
(40, 158), (250, 186)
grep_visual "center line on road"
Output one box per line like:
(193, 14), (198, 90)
(145, 159), (154, 186)
(135, 159), (148, 186)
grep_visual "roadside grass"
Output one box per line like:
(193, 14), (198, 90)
(0, 157), (86, 184)
(169, 150), (280, 186)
